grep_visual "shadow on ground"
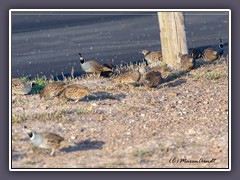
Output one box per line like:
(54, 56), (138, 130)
(83, 92), (126, 101)
(61, 139), (105, 153)
(162, 79), (187, 88)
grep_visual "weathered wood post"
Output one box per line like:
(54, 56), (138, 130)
(158, 12), (188, 69)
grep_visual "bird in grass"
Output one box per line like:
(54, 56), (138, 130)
(112, 69), (141, 86)
(188, 48), (204, 60)
(141, 49), (163, 67)
(100, 63), (115, 77)
(179, 53), (195, 71)
(40, 81), (67, 100)
(203, 38), (224, 62)
(24, 126), (74, 156)
(59, 84), (94, 102)
(79, 53), (113, 75)
(144, 71), (163, 88)
(12, 78), (35, 95)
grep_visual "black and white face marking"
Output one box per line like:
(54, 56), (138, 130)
(28, 132), (33, 138)
(79, 53), (85, 64)
(219, 38), (224, 49)
(219, 43), (224, 49)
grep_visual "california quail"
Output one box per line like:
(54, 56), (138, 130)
(112, 69), (141, 85)
(149, 65), (173, 79)
(141, 50), (163, 67)
(203, 38), (224, 62)
(144, 71), (163, 88)
(40, 81), (67, 99)
(189, 48), (204, 60)
(12, 78), (34, 95)
(79, 53), (113, 74)
(24, 126), (74, 156)
(59, 84), (93, 102)
(179, 53), (195, 71)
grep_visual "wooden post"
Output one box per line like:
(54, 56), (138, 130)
(158, 12), (188, 69)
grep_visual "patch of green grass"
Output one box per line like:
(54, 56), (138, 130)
(204, 72), (224, 80)
(191, 72), (225, 80)
(191, 74), (202, 80)
(132, 87), (141, 91)
(20, 76), (28, 82)
(133, 149), (152, 158)
(31, 77), (47, 94)
(75, 107), (93, 115)
(12, 107), (93, 123)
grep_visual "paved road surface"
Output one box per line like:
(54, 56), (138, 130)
(11, 11), (229, 79)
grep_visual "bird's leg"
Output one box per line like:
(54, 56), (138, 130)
(74, 99), (79, 103)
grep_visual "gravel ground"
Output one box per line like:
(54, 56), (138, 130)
(11, 60), (229, 169)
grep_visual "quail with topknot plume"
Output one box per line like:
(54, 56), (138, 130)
(79, 53), (113, 74)
(24, 126), (74, 156)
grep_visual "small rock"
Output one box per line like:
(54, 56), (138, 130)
(38, 105), (49, 110)
(221, 108), (228, 112)
(15, 107), (24, 111)
(126, 132), (131, 135)
(71, 136), (76, 140)
(99, 115), (105, 121)
(188, 128), (196, 135)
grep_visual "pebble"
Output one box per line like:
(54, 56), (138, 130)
(221, 108), (228, 112)
(188, 128), (196, 135)
(99, 115), (105, 121)
(71, 136), (76, 140)
(38, 105), (49, 110)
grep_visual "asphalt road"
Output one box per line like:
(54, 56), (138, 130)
(11, 11), (229, 79)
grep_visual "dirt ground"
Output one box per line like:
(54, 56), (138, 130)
(11, 60), (229, 169)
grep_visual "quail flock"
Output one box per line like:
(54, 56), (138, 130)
(13, 38), (226, 156)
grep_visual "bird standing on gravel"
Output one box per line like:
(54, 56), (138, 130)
(24, 126), (74, 156)
(141, 49), (163, 67)
(79, 53), (113, 75)
(112, 69), (141, 86)
(179, 53), (195, 71)
(12, 78), (35, 95)
(189, 48), (204, 60)
(144, 71), (163, 88)
(40, 81), (67, 100)
(203, 38), (224, 62)
(59, 84), (94, 102)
